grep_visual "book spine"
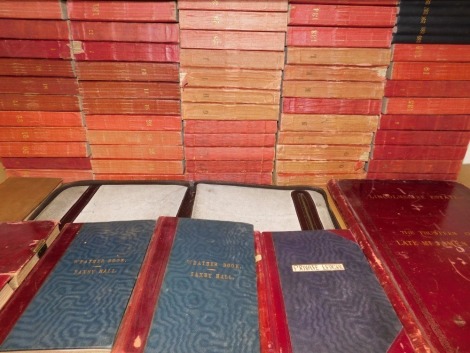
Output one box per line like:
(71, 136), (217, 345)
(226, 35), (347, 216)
(94, 174), (186, 181)
(70, 22), (180, 43)
(185, 147), (275, 160)
(180, 30), (285, 51)
(283, 81), (385, 99)
(280, 114), (379, 132)
(0, 19), (69, 40)
(366, 159), (463, 174)
(397, 1), (470, 17)
(0, 58), (75, 77)
(79, 82), (180, 99)
(0, 142), (89, 157)
(81, 98), (180, 115)
(75, 62), (179, 82)
(378, 114), (470, 131)
(72, 42), (179, 62)
(0, 127), (86, 142)
(184, 172), (272, 185)
(371, 145), (468, 160)
(177, 0), (288, 11)
(366, 172), (458, 180)
(87, 130), (181, 145)
(383, 97), (470, 114)
(182, 88), (280, 105)
(90, 160), (183, 175)
(0, 0), (64, 19)
(284, 65), (387, 82)
(1, 157), (92, 170)
(277, 160), (365, 173)
(0, 94), (79, 112)
(392, 34), (470, 45)
(0, 77), (78, 95)
(374, 130), (470, 146)
(287, 27), (393, 48)
(0, 40), (72, 59)
(289, 4), (397, 27)
(85, 115), (182, 131)
(276, 172), (366, 187)
(287, 47), (392, 65)
(67, 1), (177, 22)
(0, 111), (83, 127)
(396, 15), (470, 28)
(283, 98), (382, 115)
(90, 145), (183, 160)
(185, 160), (273, 173)
(385, 80), (470, 97)
(290, 0), (398, 4)
(184, 134), (276, 147)
(182, 103), (280, 121)
(394, 23), (470, 36)
(392, 44), (470, 62)
(276, 145), (370, 161)
(184, 120), (278, 134)
(278, 131), (374, 145)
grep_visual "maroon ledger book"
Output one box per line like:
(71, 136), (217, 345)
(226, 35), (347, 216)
(327, 179), (470, 353)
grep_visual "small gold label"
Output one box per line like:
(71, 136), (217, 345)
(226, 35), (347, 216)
(292, 263), (345, 272)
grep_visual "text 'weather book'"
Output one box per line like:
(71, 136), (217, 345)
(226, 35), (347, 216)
(0, 220), (156, 353)
(256, 229), (404, 353)
(112, 217), (260, 353)
(327, 179), (470, 353)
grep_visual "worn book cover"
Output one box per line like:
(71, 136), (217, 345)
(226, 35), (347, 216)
(85, 115), (181, 131)
(0, 40), (71, 59)
(379, 114), (470, 131)
(388, 62), (470, 81)
(0, 58), (74, 78)
(256, 229), (404, 352)
(392, 44), (470, 62)
(327, 179), (470, 353)
(287, 47), (391, 66)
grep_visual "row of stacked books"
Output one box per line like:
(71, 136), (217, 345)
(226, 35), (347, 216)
(368, 0), (470, 180)
(1, 178), (470, 352)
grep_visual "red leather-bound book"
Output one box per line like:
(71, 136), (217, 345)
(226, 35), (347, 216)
(0, 77), (78, 95)
(0, 94), (79, 112)
(392, 44), (470, 62)
(85, 115), (182, 131)
(327, 179), (470, 353)
(385, 80), (470, 97)
(185, 160), (274, 173)
(0, 127), (86, 142)
(184, 120), (278, 134)
(0, 112), (83, 127)
(67, 1), (177, 22)
(379, 114), (470, 131)
(75, 62), (179, 82)
(374, 130), (470, 146)
(1, 157), (92, 170)
(184, 134), (276, 147)
(366, 172), (459, 181)
(287, 27), (393, 48)
(87, 130), (181, 145)
(0, 142), (89, 158)
(289, 4), (397, 27)
(72, 42), (179, 62)
(367, 159), (463, 174)
(0, 19), (69, 40)
(0, 1), (64, 19)
(184, 147), (275, 160)
(81, 98), (180, 115)
(0, 58), (74, 77)
(89, 145), (183, 161)
(383, 97), (470, 115)
(0, 40), (71, 59)
(70, 22), (179, 43)
(388, 62), (470, 81)
(371, 145), (468, 160)
(283, 98), (382, 115)
(78, 81), (180, 99)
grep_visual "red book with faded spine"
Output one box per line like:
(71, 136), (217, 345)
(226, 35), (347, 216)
(275, 172), (367, 187)
(283, 98), (382, 115)
(278, 131), (374, 145)
(90, 145), (183, 160)
(0, 142), (89, 157)
(289, 4), (397, 27)
(385, 81), (470, 97)
(284, 64), (387, 82)
(180, 30), (285, 51)
(379, 114), (470, 131)
(374, 130), (470, 146)
(282, 81), (385, 99)
(0, 77), (78, 95)
(0, 40), (71, 59)
(371, 145), (468, 160)
(388, 62), (470, 81)
(1, 157), (92, 170)
(327, 179), (470, 352)
(185, 172), (272, 185)
(186, 160), (274, 173)
(287, 47), (391, 65)
(287, 27), (393, 48)
(72, 42), (179, 62)
(179, 10), (287, 32)
(6, 169), (93, 183)
(367, 159), (463, 174)
(0, 112), (83, 127)
(392, 44), (470, 62)
(79, 82), (180, 99)
(85, 115), (181, 131)
(67, 1), (177, 22)
(383, 97), (470, 115)
(182, 88), (280, 105)
(182, 103), (280, 121)
(184, 120), (278, 134)
(94, 174), (185, 181)
(280, 114), (379, 132)
(177, 0), (288, 11)
(185, 147), (275, 161)
(0, 1), (64, 19)
(70, 22), (179, 43)
(75, 62), (179, 82)
(90, 159), (183, 175)
(184, 134), (276, 147)
(0, 94), (79, 112)
(277, 160), (365, 174)
(366, 172), (459, 181)
(180, 49), (285, 70)
(81, 98), (180, 115)
(87, 130), (181, 145)
(0, 127), (86, 142)
(276, 144), (370, 161)
(0, 19), (69, 40)
(0, 58), (74, 77)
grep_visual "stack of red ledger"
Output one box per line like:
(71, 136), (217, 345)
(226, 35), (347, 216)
(0, 0), (92, 182)
(179, 0), (288, 185)
(276, 0), (398, 186)
(68, 0), (184, 180)
(369, 1), (470, 180)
